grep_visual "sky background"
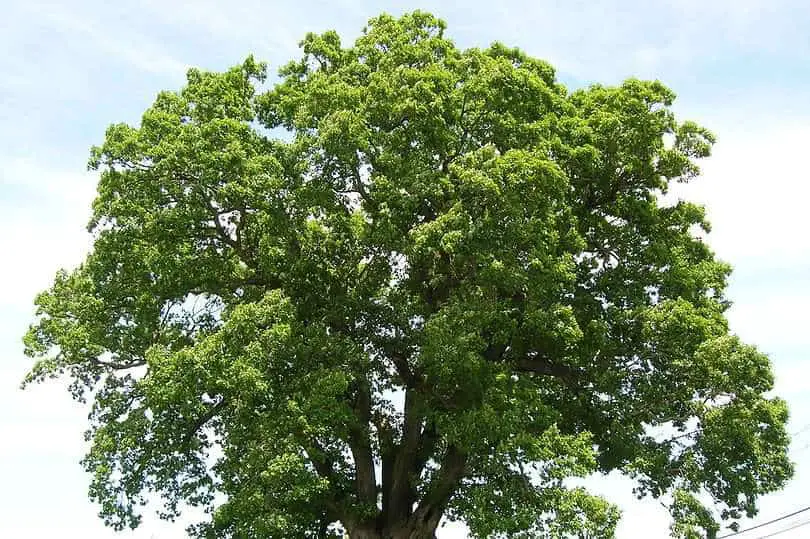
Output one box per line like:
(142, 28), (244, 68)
(1, 0), (809, 537)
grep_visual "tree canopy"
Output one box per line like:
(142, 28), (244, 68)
(23, 11), (792, 539)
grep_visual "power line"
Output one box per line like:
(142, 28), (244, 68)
(792, 423), (810, 437)
(758, 518), (810, 538)
(793, 440), (810, 454)
(713, 425), (810, 538)
(788, 424), (810, 453)
(718, 507), (810, 538)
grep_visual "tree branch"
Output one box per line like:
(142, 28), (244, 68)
(181, 397), (227, 450)
(391, 351), (418, 388)
(205, 200), (241, 251)
(384, 388), (425, 526)
(407, 444), (467, 533)
(299, 437), (346, 520)
(513, 356), (580, 380)
(347, 379), (377, 505)
(482, 341), (580, 382)
(90, 357), (147, 371)
(413, 422), (440, 479)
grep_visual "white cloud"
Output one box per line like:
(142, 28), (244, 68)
(726, 290), (810, 351)
(28, 4), (189, 77)
(671, 121), (810, 266)
(0, 158), (95, 310)
(137, 0), (303, 59)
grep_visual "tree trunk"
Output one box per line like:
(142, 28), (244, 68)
(347, 518), (440, 539)
(347, 531), (438, 539)
(387, 523), (439, 539)
(348, 529), (381, 539)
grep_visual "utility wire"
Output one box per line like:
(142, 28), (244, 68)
(788, 423), (810, 453)
(792, 440), (810, 454)
(709, 425), (810, 538)
(718, 507), (810, 538)
(757, 518), (810, 539)
(791, 423), (810, 437)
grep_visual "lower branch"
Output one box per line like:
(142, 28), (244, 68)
(514, 356), (580, 380)
(406, 444), (467, 536)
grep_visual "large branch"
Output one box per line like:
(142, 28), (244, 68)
(205, 200), (241, 251)
(181, 398), (227, 451)
(513, 356), (580, 380)
(383, 388), (426, 526)
(391, 351), (419, 388)
(413, 422), (439, 480)
(90, 357), (147, 371)
(298, 435), (347, 520)
(304, 439), (338, 484)
(377, 413), (396, 523)
(407, 444), (467, 533)
(483, 342), (580, 382)
(347, 379), (377, 505)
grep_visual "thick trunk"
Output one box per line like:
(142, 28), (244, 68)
(348, 529), (381, 539)
(347, 504), (444, 539)
(348, 443), (464, 539)
(347, 522), (439, 539)
(387, 515), (442, 539)
(389, 529), (438, 539)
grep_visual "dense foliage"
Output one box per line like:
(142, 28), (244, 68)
(24, 11), (792, 539)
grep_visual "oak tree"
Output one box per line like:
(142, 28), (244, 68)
(24, 11), (792, 539)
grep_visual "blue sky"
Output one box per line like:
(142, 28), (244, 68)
(1, 0), (809, 537)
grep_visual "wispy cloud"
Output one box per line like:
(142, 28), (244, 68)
(673, 122), (810, 266)
(0, 157), (95, 310)
(22, 3), (189, 77)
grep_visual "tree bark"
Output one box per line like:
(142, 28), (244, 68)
(384, 388), (422, 525)
(348, 529), (382, 539)
(347, 523), (440, 539)
(348, 380), (377, 504)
